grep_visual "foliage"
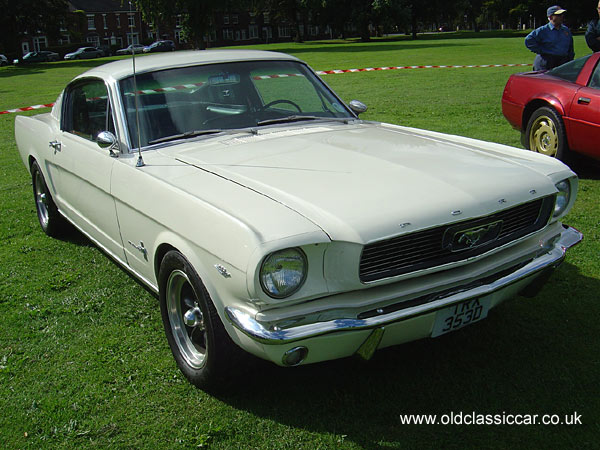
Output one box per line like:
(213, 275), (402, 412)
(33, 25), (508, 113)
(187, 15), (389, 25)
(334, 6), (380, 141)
(0, 0), (68, 55)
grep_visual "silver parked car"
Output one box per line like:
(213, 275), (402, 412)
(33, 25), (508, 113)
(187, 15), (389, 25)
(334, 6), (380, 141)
(64, 47), (103, 60)
(116, 44), (145, 56)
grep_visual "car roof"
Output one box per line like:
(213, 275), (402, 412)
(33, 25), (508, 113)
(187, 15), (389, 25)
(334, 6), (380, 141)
(75, 49), (301, 81)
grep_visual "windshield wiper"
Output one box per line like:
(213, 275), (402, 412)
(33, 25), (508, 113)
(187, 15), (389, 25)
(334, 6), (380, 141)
(148, 129), (225, 145)
(256, 115), (352, 127)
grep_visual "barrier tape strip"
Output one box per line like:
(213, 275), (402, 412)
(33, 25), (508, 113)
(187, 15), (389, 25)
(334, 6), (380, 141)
(1, 63), (532, 115)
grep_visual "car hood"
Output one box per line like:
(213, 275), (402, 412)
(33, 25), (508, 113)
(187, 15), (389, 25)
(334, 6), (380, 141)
(164, 122), (565, 244)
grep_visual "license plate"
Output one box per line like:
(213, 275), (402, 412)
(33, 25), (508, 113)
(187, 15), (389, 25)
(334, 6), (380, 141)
(431, 297), (491, 337)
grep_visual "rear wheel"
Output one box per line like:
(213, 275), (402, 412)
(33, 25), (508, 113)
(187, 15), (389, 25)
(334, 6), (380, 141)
(525, 106), (568, 161)
(158, 251), (243, 390)
(31, 160), (66, 236)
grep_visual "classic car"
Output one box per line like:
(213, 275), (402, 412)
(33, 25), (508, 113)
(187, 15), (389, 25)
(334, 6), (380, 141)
(502, 52), (600, 162)
(64, 47), (103, 60)
(15, 50), (582, 390)
(116, 44), (145, 56)
(13, 50), (59, 64)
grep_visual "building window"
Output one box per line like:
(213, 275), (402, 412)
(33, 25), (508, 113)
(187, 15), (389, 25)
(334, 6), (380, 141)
(241, 29), (247, 40)
(262, 27), (272, 39)
(86, 35), (100, 47)
(235, 30), (241, 41)
(309, 25), (319, 36)
(263, 13), (270, 24)
(232, 14), (239, 24)
(147, 31), (155, 40)
(116, 14), (121, 28)
(87, 15), (96, 30)
(223, 28), (234, 40)
(249, 12), (256, 24)
(249, 25), (258, 39)
(174, 29), (186, 43)
(223, 15), (229, 25)
(127, 32), (139, 45)
(278, 26), (291, 37)
(176, 15), (182, 28)
(128, 14), (135, 29)
(33, 36), (48, 51)
(58, 35), (71, 45)
(102, 14), (108, 29)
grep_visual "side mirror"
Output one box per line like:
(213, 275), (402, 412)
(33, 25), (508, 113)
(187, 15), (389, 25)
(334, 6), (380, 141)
(96, 131), (119, 157)
(348, 100), (368, 116)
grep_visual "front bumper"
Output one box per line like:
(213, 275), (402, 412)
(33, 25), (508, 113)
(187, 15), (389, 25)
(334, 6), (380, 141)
(226, 225), (582, 349)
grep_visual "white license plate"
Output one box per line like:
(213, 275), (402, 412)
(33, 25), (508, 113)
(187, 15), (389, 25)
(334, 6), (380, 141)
(431, 297), (491, 337)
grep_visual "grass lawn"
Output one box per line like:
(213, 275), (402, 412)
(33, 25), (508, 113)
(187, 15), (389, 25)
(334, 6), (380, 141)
(1, 34), (598, 449)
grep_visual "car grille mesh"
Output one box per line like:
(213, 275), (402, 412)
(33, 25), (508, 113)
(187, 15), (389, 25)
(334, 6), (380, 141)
(359, 196), (555, 282)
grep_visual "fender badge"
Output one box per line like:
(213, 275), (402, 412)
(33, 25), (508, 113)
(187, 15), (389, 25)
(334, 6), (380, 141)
(214, 264), (232, 278)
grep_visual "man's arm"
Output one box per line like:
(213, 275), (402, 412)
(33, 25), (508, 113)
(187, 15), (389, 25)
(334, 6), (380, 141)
(585, 20), (600, 51)
(525, 28), (542, 54)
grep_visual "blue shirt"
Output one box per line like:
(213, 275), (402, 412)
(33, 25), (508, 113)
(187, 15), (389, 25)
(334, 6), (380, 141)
(525, 22), (574, 58)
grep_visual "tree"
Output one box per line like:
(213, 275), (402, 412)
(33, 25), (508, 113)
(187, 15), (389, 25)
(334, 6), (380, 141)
(0, 0), (68, 55)
(134, 0), (224, 49)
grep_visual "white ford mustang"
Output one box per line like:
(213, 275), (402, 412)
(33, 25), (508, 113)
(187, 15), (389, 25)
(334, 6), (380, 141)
(15, 50), (582, 389)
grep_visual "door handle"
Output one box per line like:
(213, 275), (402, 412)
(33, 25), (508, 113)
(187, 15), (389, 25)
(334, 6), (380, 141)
(49, 140), (61, 153)
(577, 97), (591, 105)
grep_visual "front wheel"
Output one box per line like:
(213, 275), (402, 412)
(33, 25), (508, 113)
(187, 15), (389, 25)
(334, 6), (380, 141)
(158, 251), (243, 390)
(525, 106), (568, 161)
(31, 160), (66, 236)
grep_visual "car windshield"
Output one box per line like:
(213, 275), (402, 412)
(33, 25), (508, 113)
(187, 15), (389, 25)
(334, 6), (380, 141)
(547, 55), (591, 83)
(119, 60), (354, 149)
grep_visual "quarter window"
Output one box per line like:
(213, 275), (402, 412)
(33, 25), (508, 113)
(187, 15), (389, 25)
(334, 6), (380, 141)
(63, 80), (115, 141)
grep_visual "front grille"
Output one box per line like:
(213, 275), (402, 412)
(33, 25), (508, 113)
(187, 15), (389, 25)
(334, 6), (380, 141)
(359, 196), (555, 282)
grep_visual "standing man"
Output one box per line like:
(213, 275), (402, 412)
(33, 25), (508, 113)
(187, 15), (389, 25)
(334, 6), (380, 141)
(525, 6), (574, 71)
(585, 1), (600, 52)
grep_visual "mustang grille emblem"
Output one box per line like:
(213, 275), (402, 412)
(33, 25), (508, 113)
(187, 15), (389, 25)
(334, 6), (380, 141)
(449, 220), (503, 252)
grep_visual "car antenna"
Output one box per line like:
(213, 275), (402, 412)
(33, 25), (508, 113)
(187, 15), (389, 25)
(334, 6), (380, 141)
(129, 1), (145, 167)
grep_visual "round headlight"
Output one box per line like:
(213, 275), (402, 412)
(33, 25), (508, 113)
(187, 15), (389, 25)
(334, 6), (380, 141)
(553, 180), (571, 218)
(260, 248), (307, 298)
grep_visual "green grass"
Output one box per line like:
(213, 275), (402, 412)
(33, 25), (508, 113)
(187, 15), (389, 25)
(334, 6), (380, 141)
(1, 34), (598, 449)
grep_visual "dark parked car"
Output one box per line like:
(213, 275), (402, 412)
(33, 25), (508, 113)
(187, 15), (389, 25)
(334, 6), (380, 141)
(14, 50), (59, 64)
(64, 47), (103, 60)
(143, 40), (175, 53)
(115, 44), (145, 55)
(0, 54), (8, 66)
(502, 52), (600, 162)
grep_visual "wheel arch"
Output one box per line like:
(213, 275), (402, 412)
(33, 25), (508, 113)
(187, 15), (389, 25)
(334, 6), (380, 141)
(522, 97), (565, 130)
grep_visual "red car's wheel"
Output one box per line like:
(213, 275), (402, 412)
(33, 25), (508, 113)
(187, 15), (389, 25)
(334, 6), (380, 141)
(525, 106), (568, 161)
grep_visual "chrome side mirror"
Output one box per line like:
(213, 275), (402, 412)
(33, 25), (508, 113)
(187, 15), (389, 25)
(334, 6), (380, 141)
(349, 100), (368, 116)
(96, 131), (119, 157)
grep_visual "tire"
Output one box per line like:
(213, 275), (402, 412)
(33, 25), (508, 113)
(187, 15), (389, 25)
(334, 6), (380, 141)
(524, 106), (568, 161)
(158, 251), (243, 390)
(31, 160), (66, 236)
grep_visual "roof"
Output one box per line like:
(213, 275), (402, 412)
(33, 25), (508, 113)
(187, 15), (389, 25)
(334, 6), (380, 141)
(74, 50), (301, 82)
(68, 0), (132, 13)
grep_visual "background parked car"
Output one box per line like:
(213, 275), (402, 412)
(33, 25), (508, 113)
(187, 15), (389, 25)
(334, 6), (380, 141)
(115, 44), (145, 55)
(13, 50), (59, 64)
(0, 54), (8, 66)
(143, 40), (175, 53)
(502, 52), (600, 162)
(64, 47), (103, 60)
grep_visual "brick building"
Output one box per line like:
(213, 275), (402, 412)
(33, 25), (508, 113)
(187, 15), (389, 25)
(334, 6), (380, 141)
(16, 0), (330, 57)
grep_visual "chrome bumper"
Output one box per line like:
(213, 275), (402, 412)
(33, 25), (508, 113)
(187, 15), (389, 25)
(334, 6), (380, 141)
(226, 225), (582, 345)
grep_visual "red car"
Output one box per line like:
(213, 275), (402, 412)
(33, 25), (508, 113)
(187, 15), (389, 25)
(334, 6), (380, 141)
(502, 52), (600, 162)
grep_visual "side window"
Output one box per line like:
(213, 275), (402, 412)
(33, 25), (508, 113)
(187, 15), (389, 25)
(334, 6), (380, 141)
(63, 80), (115, 141)
(589, 61), (600, 89)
